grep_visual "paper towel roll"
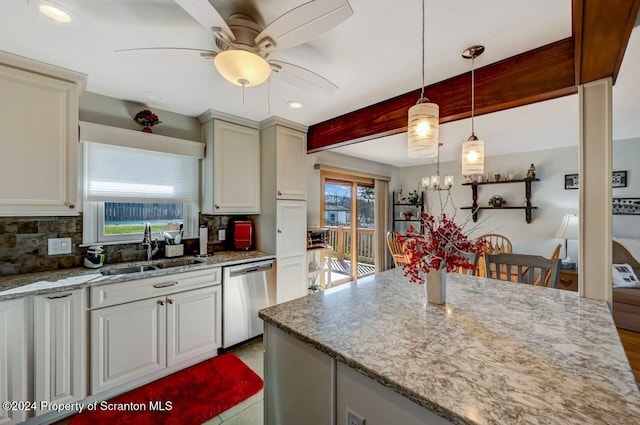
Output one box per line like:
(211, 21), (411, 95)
(199, 227), (208, 256)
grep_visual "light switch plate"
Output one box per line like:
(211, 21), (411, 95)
(48, 237), (72, 255)
(218, 229), (226, 241)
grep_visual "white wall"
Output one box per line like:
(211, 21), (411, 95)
(612, 137), (640, 238)
(79, 92), (202, 141)
(395, 146), (580, 261)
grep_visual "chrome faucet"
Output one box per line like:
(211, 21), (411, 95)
(142, 222), (158, 261)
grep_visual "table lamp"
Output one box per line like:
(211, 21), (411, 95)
(555, 214), (579, 268)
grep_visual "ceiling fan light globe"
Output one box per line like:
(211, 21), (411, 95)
(214, 50), (271, 87)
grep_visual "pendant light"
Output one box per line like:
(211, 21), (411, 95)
(407, 0), (439, 158)
(461, 45), (485, 175)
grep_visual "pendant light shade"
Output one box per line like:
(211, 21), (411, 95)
(408, 100), (439, 158)
(214, 50), (272, 87)
(407, 0), (439, 159)
(461, 45), (485, 175)
(461, 135), (484, 175)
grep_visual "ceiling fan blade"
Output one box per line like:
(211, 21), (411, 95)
(269, 60), (338, 95)
(115, 47), (217, 58)
(255, 0), (353, 52)
(174, 0), (235, 41)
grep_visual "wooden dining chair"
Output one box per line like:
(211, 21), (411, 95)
(485, 253), (562, 288)
(475, 233), (512, 278)
(457, 252), (479, 276)
(386, 231), (409, 267)
(533, 243), (562, 287)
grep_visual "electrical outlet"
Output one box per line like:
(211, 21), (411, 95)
(218, 229), (226, 241)
(347, 408), (366, 425)
(48, 237), (72, 255)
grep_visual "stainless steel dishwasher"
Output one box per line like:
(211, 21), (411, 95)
(223, 259), (276, 348)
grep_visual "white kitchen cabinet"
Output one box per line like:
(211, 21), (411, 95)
(90, 268), (222, 394)
(259, 118), (308, 202)
(201, 112), (261, 214)
(276, 255), (308, 304)
(275, 201), (308, 303)
(91, 296), (166, 394)
(257, 118), (309, 303)
(0, 51), (85, 216)
(34, 290), (85, 415)
(275, 125), (307, 200)
(0, 298), (27, 425)
(166, 286), (221, 367)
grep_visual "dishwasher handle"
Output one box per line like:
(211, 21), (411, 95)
(228, 261), (273, 278)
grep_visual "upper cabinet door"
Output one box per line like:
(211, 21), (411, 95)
(276, 126), (307, 200)
(202, 120), (260, 214)
(0, 60), (84, 216)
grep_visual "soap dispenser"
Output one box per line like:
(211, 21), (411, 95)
(84, 245), (105, 269)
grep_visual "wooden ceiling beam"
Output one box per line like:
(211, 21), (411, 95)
(308, 38), (576, 152)
(574, 0), (640, 85)
(308, 0), (640, 153)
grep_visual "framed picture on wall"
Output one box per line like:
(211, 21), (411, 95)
(564, 170), (628, 190)
(564, 174), (579, 190)
(612, 171), (628, 188)
(612, 198), (640, 215)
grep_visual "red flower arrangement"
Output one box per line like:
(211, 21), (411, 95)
(134, 109), (161, 133)
(398, 212), (485, 283)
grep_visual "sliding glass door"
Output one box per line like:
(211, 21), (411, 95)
(322, 172), (375, 285)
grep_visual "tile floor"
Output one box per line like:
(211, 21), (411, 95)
(202, 338), (265, 425)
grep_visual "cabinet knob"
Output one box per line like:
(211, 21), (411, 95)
(277, 229), (282, 234)
(157, 300), (165, 306)
(69, 204), (76, 209)
(214, 204), (220, 209)
(167, 299), (174, 304)
(277, 190), (282, 196)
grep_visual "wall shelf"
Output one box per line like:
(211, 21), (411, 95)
(392, 191), (424, 232)
(462, 178), (539, 223)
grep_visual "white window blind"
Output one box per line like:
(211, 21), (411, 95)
(84, 142), (198, 202)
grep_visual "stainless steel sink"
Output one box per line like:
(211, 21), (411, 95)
(156, 258), (207, 269)
(100, 265), (160, 275)
(100, 257), (207, 276)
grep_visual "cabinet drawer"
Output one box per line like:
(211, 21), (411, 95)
(90, 267), (221, 309)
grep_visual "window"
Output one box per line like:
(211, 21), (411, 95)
(82, 141), (200, 244)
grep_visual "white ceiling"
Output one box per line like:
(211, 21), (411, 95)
(1, 1), (637, 167)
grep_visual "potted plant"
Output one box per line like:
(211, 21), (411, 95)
(403, 211), (414, 220)
(403, 190), (422, 207)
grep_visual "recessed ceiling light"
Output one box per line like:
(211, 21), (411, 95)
(288, 101), (303, 109)
(39, 1), (72, 24)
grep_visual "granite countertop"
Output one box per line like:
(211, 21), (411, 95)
(0, 250), (275, 300)
(259, 268), (640, 425)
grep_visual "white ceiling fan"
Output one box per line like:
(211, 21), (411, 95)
(118, 0), (353, 94)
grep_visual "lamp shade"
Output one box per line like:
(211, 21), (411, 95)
(407, 101), (439, 158)
(555, 215), (579, 240)
(214, 50), (271, 87)
(461, 136), (484, 175)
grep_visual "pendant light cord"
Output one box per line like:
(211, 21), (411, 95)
(471, 55), (475, 135)
(420, 0), (425, 101)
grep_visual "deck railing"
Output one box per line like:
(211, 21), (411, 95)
(326, 226), (375, 264)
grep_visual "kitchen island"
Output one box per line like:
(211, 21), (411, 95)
(259, 268), (640, 425)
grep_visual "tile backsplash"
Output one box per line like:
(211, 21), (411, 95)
(0, 213), (256, 276)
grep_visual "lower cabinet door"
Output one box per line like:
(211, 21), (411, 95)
(34, 290), (85, 415)
(0, 299), (26, 425)
(91, 297), (166, 394)
(276, 255), (307, 304)
(166, 286), (222, 367)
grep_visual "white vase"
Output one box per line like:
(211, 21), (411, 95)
(425, 267), (446, 304)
